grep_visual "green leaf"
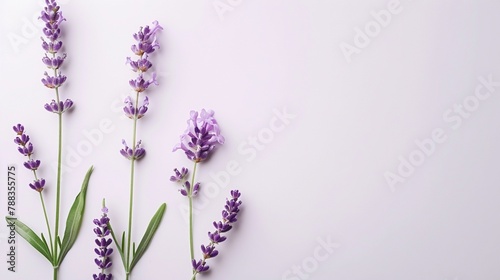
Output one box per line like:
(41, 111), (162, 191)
(5, 217), (52, 263)
(122, 231), (126, 258)
(129, 203), (166, 271)
(40, 233), (51, 255)
(57, 166), (93, 266)
(108, 222), (127, 269)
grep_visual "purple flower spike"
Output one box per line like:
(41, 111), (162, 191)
(13, 126), (47, 192)
(170, 167), (188, 182)
(192, 190), (242, 276)
(93, 201), (113, 280)
(121, 21), (160, 163)
(173, 109), (225, 162)
(29, 179), (46, 192)
(40, 0), (66, 55)
(120, 140), (146, 160)
(40, 0), (69, 117)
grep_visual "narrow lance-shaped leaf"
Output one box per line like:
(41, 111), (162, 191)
(40, 233), (51, 256)
(122, 231), (126, 257)
(57, 166), (93, 266)
(108, 222), (127, 269)
(5, 217), (52, 263)
(129, 203), (166, 271)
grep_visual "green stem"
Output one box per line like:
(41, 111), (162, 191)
(30, 161), (55, 258)
(53, 268), (58, 280)
(189, 196), (194, 260)
(189, 161), (198, 273)
(39, 192), (54, 257)
(53, 70), (63, 262)
(126, 92), (140, 277)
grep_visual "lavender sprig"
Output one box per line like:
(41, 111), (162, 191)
(40, 0), (71, 270)
(93, 200), (113, 280)
(172, 109), (227, 278)
(13, 124), (47, 193)
(110, 21), (166, 280)
(12, 125), (53, 254)
(191, 190), (242, 278)
(40, 0), (73, 114)
(39, 3), (69, 277)
(7, 2), (94, 280)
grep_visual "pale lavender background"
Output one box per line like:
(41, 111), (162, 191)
(1, 0), (500, 279)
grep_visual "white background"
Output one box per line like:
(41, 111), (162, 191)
(1, 0), (500, 279)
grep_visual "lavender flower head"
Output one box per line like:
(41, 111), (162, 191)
(93, 202), (113, 280)
(40, 0), (72, 113)
(173, 109), (225, 162)
(192, 190), (242, 274)
(120, 21), (162, 160)
(40, 0), (65, 55)
(130, 20), (162, 56)
(13, 124), (46, 192)
(126, 20), (162, 94)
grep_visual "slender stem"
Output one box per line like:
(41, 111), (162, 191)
(189, 161), (198, 274)
(126, 92), (140, 276)
(189, 196), (194, 258)
(126, 157), (136, 269)
(53, 67), (63, 262)
(53, 268), (58, 280)
(39, 192), (54, 256)
(31, 163), (55, 258)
